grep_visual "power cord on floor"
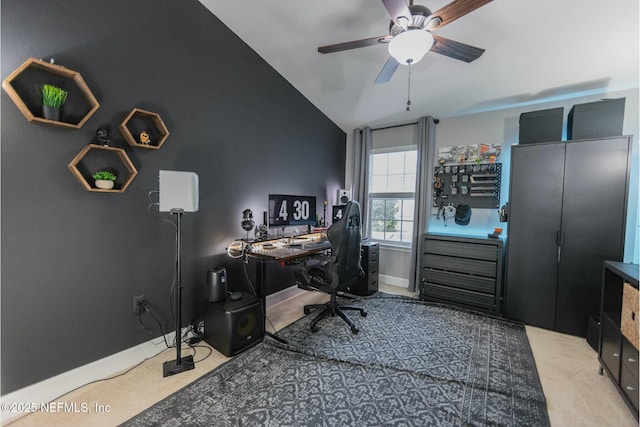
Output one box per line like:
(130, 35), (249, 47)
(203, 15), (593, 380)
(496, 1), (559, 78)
(185, 342), (213, 364)
(137, 301), (214, 364)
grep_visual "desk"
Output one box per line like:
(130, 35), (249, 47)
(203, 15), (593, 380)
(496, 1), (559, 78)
(237, 232), (330, 343)
(247, 232), (330, 264)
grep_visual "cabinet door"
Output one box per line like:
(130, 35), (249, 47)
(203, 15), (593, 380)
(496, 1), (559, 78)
(505, 143), (565, 329)
(556, 137), (630, 336)
(600, 314), (622, 382)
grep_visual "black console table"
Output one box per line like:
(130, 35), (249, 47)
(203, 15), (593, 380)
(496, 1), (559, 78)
(598, 261), (639, 419)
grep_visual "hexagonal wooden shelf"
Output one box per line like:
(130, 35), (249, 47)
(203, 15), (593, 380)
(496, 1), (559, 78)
(68, 144), (138, 193)
(118, 108), (169, 149)
(2, 58), (100, 129)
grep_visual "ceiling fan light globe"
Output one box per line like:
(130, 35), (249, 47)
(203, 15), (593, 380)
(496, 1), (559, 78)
(388, 29), (434, 65)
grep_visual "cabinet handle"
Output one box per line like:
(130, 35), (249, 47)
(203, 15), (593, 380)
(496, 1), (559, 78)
(628, 358), (637, 363)
(613, 353), (620, 357)
(626, 386), (636, 391)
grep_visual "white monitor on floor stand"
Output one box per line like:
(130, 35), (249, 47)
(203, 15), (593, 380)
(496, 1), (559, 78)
(159, 170), (199, 213)
(158, 170), (199, 377)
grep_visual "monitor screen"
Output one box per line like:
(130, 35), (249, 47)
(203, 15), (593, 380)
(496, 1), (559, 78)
(268, 194), (317, 228)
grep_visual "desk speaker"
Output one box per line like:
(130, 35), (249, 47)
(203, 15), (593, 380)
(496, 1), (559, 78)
(204, 293), (264, 357)
(205, 267), (227, 303)
(337, 189), (350, 205)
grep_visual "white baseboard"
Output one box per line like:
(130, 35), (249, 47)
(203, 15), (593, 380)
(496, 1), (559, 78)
(380, 274), (409, 288)
(265, 285), (306, 306)
(0, 330), (180, 423)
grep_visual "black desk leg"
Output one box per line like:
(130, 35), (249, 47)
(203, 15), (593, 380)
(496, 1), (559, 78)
(255, 260), (288, 345)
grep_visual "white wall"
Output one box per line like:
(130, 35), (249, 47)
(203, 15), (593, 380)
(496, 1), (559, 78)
(347, 87), (639, 286)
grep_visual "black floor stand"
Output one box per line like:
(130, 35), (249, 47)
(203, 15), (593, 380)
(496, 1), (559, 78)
(163, 210), (195, 377)
(163, 354), (194, 377)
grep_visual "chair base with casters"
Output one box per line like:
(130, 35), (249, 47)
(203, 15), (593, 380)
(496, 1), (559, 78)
(303, 291), (367, 334)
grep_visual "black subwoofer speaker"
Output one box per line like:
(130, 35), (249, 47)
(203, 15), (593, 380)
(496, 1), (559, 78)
(204, 293), (264, 357)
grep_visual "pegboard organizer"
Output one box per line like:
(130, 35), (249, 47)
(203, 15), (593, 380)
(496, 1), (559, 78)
(433, 163), (501, 209)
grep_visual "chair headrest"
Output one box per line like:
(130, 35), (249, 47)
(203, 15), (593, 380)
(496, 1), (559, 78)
(337, 201), (360, 222)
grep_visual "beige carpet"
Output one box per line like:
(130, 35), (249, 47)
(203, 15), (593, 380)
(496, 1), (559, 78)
(3, 285), (637, 426)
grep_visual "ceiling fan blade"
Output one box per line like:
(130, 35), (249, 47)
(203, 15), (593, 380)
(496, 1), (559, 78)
(431, 34), (485, 63)
(381, 0), (412, 27)
(375, 57), (400, 84)
(318, 35), (392, 54)
(428, 0), (493, 31)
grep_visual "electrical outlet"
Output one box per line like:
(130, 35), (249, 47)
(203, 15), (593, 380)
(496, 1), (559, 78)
(133, 295), (145, 315)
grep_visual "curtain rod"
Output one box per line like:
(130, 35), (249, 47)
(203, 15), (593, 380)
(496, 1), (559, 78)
(366, 116), (439, 132)
(371, 121), (418, 132)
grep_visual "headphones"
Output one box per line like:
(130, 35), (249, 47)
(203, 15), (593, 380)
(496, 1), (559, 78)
(442, 205), (456, 218)
(241, 209), (255, 232)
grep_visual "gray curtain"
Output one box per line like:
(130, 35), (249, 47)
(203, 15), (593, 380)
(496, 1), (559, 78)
(409, 116), (437, 291)
(351, 127), (372, 237)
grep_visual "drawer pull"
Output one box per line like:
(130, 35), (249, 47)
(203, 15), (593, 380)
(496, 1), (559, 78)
(613, 353), (620, 357)
(626, 386), (636, 391)
(628, 358), (637, 363)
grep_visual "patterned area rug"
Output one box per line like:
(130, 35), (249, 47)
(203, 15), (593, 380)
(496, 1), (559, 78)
(123, 294), (549, 426)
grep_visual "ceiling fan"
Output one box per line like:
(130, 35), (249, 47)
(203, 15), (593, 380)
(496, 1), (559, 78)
(318, 0), (493, 84)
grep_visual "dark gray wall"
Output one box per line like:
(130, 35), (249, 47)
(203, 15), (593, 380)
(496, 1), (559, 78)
(1, 0), (345, 393)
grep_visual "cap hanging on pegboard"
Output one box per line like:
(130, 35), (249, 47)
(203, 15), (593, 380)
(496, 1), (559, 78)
(455, 204), (472, 226)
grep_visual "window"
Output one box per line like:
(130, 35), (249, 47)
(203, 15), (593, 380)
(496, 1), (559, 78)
(368, 149), (417, 245)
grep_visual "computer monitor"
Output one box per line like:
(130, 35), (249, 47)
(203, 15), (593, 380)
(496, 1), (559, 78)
(268, 194), (317, 228)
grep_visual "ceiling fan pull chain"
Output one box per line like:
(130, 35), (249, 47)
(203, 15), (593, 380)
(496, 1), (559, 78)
(406, 59), (412, 111)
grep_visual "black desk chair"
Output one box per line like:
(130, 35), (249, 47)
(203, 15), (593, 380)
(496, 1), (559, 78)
(295, 201), (367, 333)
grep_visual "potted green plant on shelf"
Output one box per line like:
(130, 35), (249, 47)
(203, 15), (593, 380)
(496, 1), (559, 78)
(37, 84), (68, 121)
(92, 171), (117, 190)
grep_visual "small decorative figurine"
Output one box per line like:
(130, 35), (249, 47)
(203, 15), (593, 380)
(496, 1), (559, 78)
(139, 130), (151, 145)
(96, 128), (110, 146)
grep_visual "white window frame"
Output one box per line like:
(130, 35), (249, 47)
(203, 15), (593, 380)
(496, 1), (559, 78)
(367, 146), (417, 247)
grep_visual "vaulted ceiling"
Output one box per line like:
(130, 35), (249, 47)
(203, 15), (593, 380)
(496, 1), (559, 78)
(199, 0), (639, 132)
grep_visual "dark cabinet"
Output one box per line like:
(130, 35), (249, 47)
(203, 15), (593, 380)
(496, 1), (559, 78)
(350, 242), (379, 296)
(419, 234), (504, 315)
(504, 136), (632, 337)
(598, 261), (639, 419)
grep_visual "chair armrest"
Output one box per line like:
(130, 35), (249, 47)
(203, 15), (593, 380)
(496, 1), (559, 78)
(305, 254), (336, 264)
(297, 253), (335, 269)
(296, 254), (338, 289)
